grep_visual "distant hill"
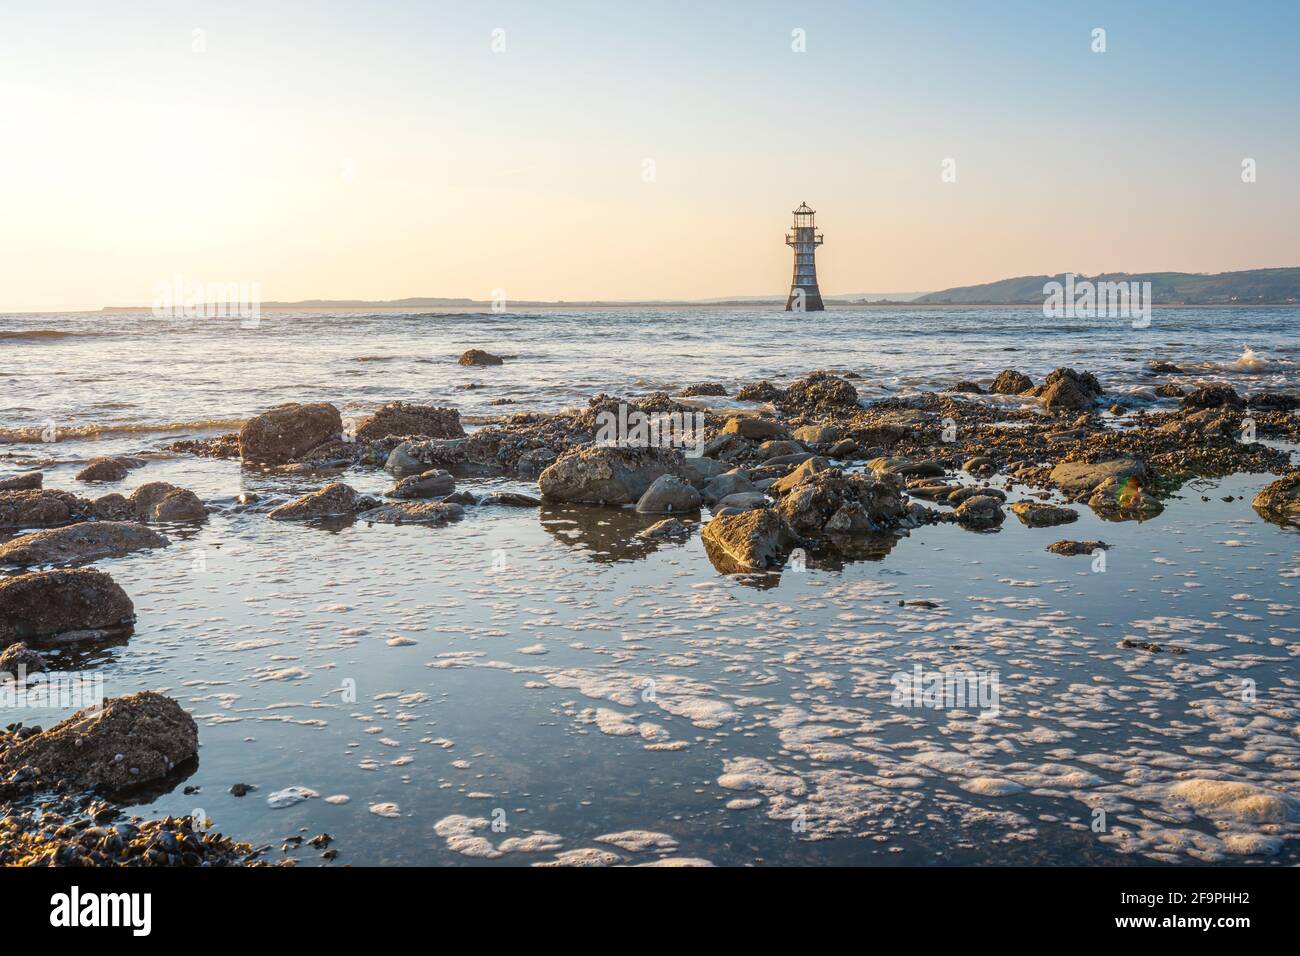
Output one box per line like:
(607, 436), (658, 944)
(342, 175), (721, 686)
(912, 268), (1300, 305)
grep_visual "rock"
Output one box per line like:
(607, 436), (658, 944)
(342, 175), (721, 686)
(0, 472), (43, 491)
(1009, 501), (1079, 527)
(635, 475), (702, 514)
(476, 492), (542, 507)
(1251, 472), (1300, 526)
(716, 492), (768, 511)
(0, 568), (134, 644)
(720, 417), (788, 441)
(638, 518), (693, 540)
(538, 446), (691, 505)
(701, 470), (761, 505)
(354, 403), (465, 442)
(946, 485), (1005, 504)
(867, 457), (945, 479)
(678, 383), (727, 397)
(1087, 477), (1163, 520)
(0, 522), (169, 566)
(129, 482), (206, 521)
(1182, 384), (1243, 409)
(0, 641), (46, 678)
(964, 456), (994, 475)
(1148, 361), (1181, 373)
(90, 493), (134, 520)
(0, 691), (197, 793)
(1047, 540), (1109, 556)
(1039, 368), (1102, 410)
(701, 508), (794, 573)
(386, 469), (455, 499)
(1050, 458), (1147, 496)
(991, 369), (1033, 394)
(356, 501), (464, 525)
(75, 457), (131, 483)
(770, 457), (831, 495)
(756, 440), (806, 461)
(683, 456), (728, 485)
(948, 381), (984, 394)
(1155, 383), (1185, 398)
(780, 372), (860, 413)
(735, 381), (784, 403)
(0, 490), (88, 529)
(384, 438), (469, 477)
(239, 402), (343, 465)
(827, 438), (860, 458)
(268, 483), (372, 521)
(792, 425), (841, 445)
(458, 349), (503, 366)
(953, 495), (1005, 529)
(777, 468), (906, 538)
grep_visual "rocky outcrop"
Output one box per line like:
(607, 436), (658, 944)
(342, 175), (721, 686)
(1183, 385), (1242, 409)
(991, 369), (1033, 395)
(1250, 472), (1300, 526)
(268, 483), (375, 521)
(0, 569), (134, 645)
(239, 402), (343, 465)
(355, 403), (465, 442)
(0, 692), (197, 793)
(953, 495), (1005, 529)
(1050, 458), (1147, 497)
(701, 508), (794, 573)
(0, 522), (168, 566)
(0, 472), (42, 491)
(538, 446), (692, 505)
(1039, 368), (1102, 411)
(776, 467), (907, 538)
(458, 349), (503, 366)
(0, 490), (89, 529)
(1009, 501), (1079, 527)
(635, 475), (702, 514)
(386, 469), (455, 499)
(356, 501), (464, 525)
(0, 642), (46, 678)
(128, 483), (206, 522)
(75, 457), (132, 483)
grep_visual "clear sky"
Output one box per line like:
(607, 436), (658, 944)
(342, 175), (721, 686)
(2, 0), (1297, 311)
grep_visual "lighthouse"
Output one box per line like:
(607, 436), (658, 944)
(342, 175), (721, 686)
(785, 202), (825, 311)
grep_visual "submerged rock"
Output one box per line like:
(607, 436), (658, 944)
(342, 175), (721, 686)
(75, 457), (132, 483)
(354, 402), (465, 442)
(0, 521), (169, 566)
(0, 472), (43, 491)
(635, 475), (701, 514)
(240, 402), (343, 465)
(0, 642), (46, 678)
(954, 495), (1005, 529)
(701, 508), (794, 573)
(268, 482), (374, 521)
(1047, 539), (1109, 556)
(458, 349), (503, 366)
(0, 568), (134, 644)
(386, 469), (455, 499)
(1250, 472), (1300, 526)
(356, 501), (464, 525)
(0, 691), (197, 793)
(128, 482), (206, 522)
(1009, 501), (1079, 527)
(638, 517), (693, 540)
(384, 438), (469, 477)
(476, 492), (542, 507)
(538, 446), (691, 505)
(1087, 477), (1163, 520)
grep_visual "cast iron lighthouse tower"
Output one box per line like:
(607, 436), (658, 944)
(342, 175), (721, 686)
(785, 202), (824, 311)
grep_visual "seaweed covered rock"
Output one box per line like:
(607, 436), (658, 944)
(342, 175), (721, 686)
(354, 403), (465, 442)
(538, 446), (692, 505)
(0, 692), (197, 793)
(991, 369), (1033, 395)
(1009, 501), (1079, 527)
(75, 457), (132, 483)
(779, 372), (860, 413)
(678, 383), (727, 397)
(1183, 384), (1242, 409)
(1039, 368), (1102, 411)
(0, 642), (46, 678)
(0, 522), (168, 566)
(0, 472), (43, 491)
(735, 381), (784, 403)
(128, 482), (206, 522)
(239, 402), (343, 465)
(268, 482), (375, 521)
(776, 467), (907, 538)
(0, 490), (90, 529)
(458, 349), (503, 366)
(0, 569), (134, 645)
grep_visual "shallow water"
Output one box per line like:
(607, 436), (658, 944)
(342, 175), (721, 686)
(2, 308), (1298, 866)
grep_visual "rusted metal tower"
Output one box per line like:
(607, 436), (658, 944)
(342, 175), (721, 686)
(785, 202), (824, 311)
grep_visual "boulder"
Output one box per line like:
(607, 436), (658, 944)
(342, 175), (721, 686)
(0, 490), (87, 529)
(129, 482), (207, 522)
(867, 457), (945, 479)
(701, 508), (794, 573)
(354, 403), (465, 442)
(756, 440), (806, 461)
(1039, 368), (1102, 411)
(1009, 501), (1079, 527)
(476, 492), (542, 507)
(356, 501), (464, 525)
(635, 475), (702, 514)
(720, 417), (788, 442)
(0, 691), (197, 793)
(735, 381), (784, 403)
(1251, 473), (1300, 526)
(770, 457), (831, 495)
(953, 495), (1005, 529)
(0, 522), (169, 566)
(638, 517), (693, 540)
(1087, 477), (1163, 520)
(90, 493), (134, 521)
(458, 349), (504, 366)
(702, 470), (761, 505)
(239, 402), (343, 465)
(682, 456), (728, 485)
(538, 446), (691, 505)
(716, 492), (768, 511)
(0, 641), (46, 678)
(1050, 458), (1147, 497)
(384, 438), (469, 477)
(386, 469), (455, 499)
(1182, 385), (1242, 409)
(991, 369), (1033, 395)
(0, 472), (43, 491)
(269, 483), (376, 521)
(76, 457), (131, 483)
(1047, 540), (1109, 556)
(780, 372), (860, 413)
(0, 569), (134, 644)
(792, 424), (841, 445)
(777, 469), (906, 538)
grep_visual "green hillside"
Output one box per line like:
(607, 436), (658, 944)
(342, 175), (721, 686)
(912, 268), (1300, 305)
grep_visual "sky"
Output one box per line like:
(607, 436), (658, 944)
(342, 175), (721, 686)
(1, 0), (1298, 311)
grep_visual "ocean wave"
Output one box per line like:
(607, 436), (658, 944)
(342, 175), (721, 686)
(0, 417), (246, 443)
(0, 329), (96, 340)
